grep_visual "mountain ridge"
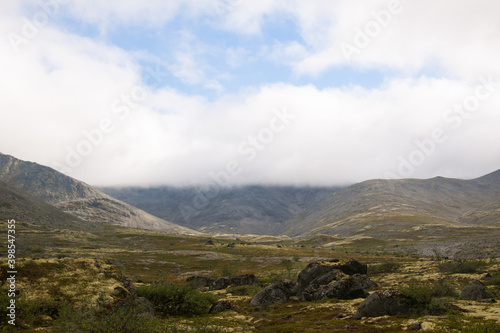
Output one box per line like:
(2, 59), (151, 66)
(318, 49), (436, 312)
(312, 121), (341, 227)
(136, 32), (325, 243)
(0, 153), (199, 235)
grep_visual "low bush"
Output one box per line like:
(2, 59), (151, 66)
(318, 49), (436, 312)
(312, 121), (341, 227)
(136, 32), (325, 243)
(460, 321), (500, 333)
(368, 262), (402, 274)
(438, 260), (488, 274)
(137, 281), (217, 316)
(400, 279), (459, 315)
(52, 301), (162, 333)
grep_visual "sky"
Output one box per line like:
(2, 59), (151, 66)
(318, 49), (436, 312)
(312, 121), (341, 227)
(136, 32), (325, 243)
(1, 0), (500, 187)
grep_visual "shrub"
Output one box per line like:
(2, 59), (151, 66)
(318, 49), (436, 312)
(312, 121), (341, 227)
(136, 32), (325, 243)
(137, 281), (217, 316)
(438, 260), (488, 274)
(400, 279), (458, 305)
(368, 262), (402, 274)
(486, 274), (500, 287)
(281, 259), (294, 272)
(52, 300), (163, 333)
(226, 285), (262, 296)
(460, 322), (500, 333)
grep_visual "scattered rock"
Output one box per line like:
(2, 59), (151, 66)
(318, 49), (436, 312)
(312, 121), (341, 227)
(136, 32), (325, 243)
(205, 240), (215, 246)
(250, 280), (297, 306)
(235, 238), (242, 242)
(227, 242), (236, 248)
(459, 280), (494, 301)
(209, 300), (237, 314)
(353, 289), (419, 319)
(409, 321), (423, 330)
(170, 268), (180, 273)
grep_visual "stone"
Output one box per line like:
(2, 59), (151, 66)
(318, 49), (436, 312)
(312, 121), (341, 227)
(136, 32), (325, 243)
(205, 239), (215, 246)
(353, 289), (419, 319)
(209, 300), (237, 313)
(459, 281), (494, 301)
(170, 268), (180, 273)
(409, 321), (423, 330)
(250, 280), (297, 306)
(186, 276), (213, 288)
(303, 274), (375, 301)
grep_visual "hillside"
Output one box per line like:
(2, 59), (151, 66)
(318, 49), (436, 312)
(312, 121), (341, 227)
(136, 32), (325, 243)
(100, 185), (339, 235)
(0, 153), (198, 234)
(0, 181), (85, 228)
(283, 170), (500, 238)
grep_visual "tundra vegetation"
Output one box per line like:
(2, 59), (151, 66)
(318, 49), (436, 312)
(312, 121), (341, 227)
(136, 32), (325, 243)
(0, 219), (499, 332)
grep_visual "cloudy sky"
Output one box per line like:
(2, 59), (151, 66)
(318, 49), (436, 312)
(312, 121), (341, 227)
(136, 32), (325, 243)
(1, 0), (500, 187)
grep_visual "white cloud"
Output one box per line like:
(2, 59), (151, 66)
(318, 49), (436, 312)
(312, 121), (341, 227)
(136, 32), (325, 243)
(1, 1), (500, 187)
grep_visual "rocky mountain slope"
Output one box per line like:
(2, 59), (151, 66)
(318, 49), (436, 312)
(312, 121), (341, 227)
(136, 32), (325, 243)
(282, 170), (500, 238)
(0, 181), (85, 228)
(100, 185), (339, 235)
(0, 153), (198, 234)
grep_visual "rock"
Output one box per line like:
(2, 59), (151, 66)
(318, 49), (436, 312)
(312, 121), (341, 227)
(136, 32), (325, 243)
(209, 274), (259, 291)
(170, 268), (180, 273)
(250, 280), (297, 306)
(353, 289), (419, 319)
(205, 239), (215, 246)
(235, 238), (242, 242)
(478, 298), (496, 303)
(459, 281), (494, 301)
(113, 295), (155, 319)
(409, 321), (423, 330)
(209, 300), (237, 314)
(303, 274), (375, 301)
(186, 276), (213, 288)
(294, 260), (370, 296)
(227, 242), (236, 248)
(121, 275), (137, 295)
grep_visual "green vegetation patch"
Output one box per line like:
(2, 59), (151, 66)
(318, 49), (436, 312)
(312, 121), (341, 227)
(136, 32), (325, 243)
(437, 260), (489, 274)
(137, 281), (217, 316)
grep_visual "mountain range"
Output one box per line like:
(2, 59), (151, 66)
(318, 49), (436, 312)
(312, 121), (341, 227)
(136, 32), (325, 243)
(1, 152), (499, 241)
(100, 185), (339, 235)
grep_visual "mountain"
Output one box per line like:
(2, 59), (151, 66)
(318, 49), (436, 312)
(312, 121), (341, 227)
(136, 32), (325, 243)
(0, 153), (198, 234)
(100, 185), (339, 235)
(282, 170), (500, 238)
(0, 181), (85, 228)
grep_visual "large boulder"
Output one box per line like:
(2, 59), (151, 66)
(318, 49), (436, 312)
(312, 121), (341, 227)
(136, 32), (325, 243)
(250, 280), (297, 306)
(353, 289), (419, 319)
(186, 276), (213, 288)
(294, 259), (373, 300)
(304, 274), (377, 301)
(459, 281), (494, 301)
